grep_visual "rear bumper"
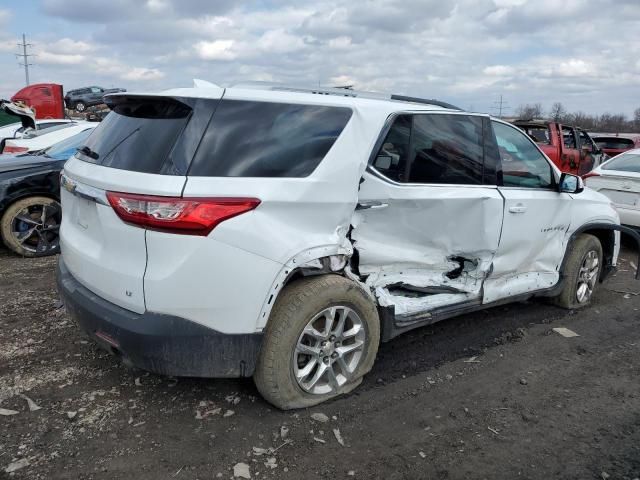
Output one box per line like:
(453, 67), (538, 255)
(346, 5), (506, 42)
(56, 257), (263, 378)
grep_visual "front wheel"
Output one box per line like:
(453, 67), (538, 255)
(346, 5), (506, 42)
(74, 101), (86, 112)
(552, 233), (603, 309)
(254, 275), (380, 410)
(0, 196), (61, 257)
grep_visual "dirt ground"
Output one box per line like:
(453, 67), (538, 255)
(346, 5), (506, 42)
(1, 241), (639, 480)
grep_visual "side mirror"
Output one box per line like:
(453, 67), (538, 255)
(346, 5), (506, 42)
(559, 172), (584, 194)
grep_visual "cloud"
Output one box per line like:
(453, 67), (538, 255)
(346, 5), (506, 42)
(195, 40), (237, 61)
(121, 67), (165, 81)
(0, 0), (637, 116)
(483, 65), (515, 76)
(42, 0), (240, 23)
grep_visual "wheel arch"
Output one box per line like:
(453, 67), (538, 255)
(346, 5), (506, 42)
(255, 245), (379, 332)
(563, 223), (640, 281)
(0, 190), (60, 219)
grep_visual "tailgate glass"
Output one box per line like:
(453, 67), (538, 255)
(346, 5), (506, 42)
(75, 96), (192, 175)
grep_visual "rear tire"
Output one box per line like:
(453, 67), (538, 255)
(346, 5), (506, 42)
(74, 101), (86, 112)
(551, 233), (603, 309)
(254, 275), (380, 410)
(0, 196), (61, 257)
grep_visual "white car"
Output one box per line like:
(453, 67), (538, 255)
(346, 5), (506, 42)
(0, 119), (78, 141)
(56, 81), (631, 410)
(584, 148), (640, 228)
(2, 122), (97, 154)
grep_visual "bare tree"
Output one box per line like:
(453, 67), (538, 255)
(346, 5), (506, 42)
(549, 102), (567, 122)
(516, 103), (544, 119)
(634, 107), (640, 130)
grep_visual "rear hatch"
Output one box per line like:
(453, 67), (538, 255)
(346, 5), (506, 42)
(60, 93), (221, 313)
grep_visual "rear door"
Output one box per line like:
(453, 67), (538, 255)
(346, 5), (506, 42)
(89, 87), (103, 104)
(60, 93), (222, 313)
(484, 120), (573, 303)
(353, 112), (504, 319)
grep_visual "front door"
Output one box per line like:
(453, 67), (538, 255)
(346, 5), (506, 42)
(577, 129), (602, 175)
(484, 120), (573, 303)
(353, 112), (504, 320)
(560, 125), (581, 174)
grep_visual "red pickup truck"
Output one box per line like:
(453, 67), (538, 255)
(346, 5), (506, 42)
(11, 83), (65, 119)
(512, 120), (606, 176)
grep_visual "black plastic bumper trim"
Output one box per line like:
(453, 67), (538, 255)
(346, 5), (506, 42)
(56, 258), (263, 378)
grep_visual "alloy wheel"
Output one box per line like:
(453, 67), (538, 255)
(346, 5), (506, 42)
(576, 250), (599, 303)
(292, 306), (366, 395)
(10, 202), (61, 255)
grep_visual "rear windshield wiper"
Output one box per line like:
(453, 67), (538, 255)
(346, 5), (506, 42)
(78, 145), (99, 160)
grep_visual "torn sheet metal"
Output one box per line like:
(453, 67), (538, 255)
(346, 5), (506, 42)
(351, 174), (504, 318)
(0, 100), (36, 130)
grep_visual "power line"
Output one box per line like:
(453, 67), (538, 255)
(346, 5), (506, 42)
(16, 33), (35, 86)
(491, 94), (509, 118)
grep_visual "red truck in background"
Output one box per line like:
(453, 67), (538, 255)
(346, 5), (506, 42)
(11, 83), (65, 119)
(512, 120), (607, 176)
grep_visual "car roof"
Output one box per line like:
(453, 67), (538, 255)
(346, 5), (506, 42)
(105, 80), (479, 117)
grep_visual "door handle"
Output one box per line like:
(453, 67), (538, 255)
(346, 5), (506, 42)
(509, 204), (527, 214)
(356, 201), (389, 210)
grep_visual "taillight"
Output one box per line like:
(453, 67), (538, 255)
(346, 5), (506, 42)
(582, 172), (601, 180)
(105, 192), (260, 236)
(2, 145), (29, 154)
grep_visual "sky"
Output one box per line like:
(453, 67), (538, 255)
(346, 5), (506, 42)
(0, 0), (639, 116)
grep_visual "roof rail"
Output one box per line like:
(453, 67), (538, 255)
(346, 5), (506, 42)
(390, 95), (461, 111)
(229, 81), (461, 110)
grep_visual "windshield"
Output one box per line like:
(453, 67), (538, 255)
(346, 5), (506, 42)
(602, 153), (640, 173)
(43, 129), (93, 160)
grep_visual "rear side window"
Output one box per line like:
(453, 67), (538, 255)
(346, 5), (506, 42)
(602, 153), (640, 172)
(75, 97), (191, 174)
(189, 100), (352, 177)
(372, 114), (484, 185)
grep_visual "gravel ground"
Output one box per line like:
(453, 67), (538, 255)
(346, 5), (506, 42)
(1, 241), (639, 480)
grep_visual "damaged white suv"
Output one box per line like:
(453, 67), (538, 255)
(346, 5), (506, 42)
(57, 81), (634, 410)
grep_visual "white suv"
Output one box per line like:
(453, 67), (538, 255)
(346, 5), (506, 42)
(57, 81), (632, 409)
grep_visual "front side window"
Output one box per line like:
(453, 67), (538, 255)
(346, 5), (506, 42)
(562, 126), (577, 149)
(492, 121), (554, 189)
(578, 131), (595, 151)
(372, 114), (484, 185)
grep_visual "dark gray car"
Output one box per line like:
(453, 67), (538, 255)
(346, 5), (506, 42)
(64, 86), (126, 112)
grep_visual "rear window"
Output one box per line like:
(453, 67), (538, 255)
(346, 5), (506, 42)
(593, 137), (635, 150)
(188, 100), (352, 177)
(75, 97), (191, 174)
(602, 153), (640, 173)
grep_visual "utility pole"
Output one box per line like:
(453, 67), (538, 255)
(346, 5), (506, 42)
(16, 33), (34, 86)
(491, 94), (509, 118)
